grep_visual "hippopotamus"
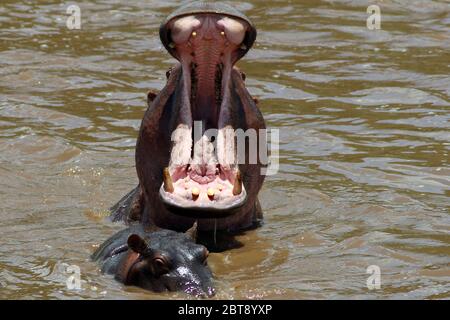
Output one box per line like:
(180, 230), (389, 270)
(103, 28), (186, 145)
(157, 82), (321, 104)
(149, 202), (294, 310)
(92, 222), (215, 297)
(111, 1), (266, 232)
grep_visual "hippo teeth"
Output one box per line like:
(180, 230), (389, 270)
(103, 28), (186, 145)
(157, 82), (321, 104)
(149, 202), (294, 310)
(207, 188), (215, 200)
(163, 167), (174, 193)
(232, 170), (243, 196)
(191, 187), (200, 200)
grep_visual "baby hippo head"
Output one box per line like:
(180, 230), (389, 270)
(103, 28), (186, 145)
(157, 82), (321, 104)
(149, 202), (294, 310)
(122, 223), (215, 298)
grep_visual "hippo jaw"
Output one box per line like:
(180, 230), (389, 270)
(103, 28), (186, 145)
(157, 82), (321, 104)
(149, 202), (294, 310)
(158, 12), (254, 218)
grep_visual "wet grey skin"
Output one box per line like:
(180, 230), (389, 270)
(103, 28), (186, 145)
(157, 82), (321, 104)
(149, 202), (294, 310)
(110, 1), (267, 232)
(92, 223), (215, 298)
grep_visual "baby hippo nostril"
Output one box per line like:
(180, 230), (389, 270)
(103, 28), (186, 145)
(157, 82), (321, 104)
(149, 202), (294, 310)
(183, 286), (215, 298)
(206, 287), (216, 297)
(183, 284), (205, 298)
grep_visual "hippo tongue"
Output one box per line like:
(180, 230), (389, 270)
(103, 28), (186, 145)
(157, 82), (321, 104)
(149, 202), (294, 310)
(189, 136), (218, 184)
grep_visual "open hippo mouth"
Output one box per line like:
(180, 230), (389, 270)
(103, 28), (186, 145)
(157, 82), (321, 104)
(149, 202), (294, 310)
(157, 9), (256, 218)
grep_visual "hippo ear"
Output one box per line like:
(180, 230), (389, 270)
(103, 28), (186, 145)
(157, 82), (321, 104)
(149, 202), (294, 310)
(127, 234), (148, 255)
(185, 221), (198, 242)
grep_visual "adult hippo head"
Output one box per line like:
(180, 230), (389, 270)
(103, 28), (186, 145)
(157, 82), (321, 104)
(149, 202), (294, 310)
(111, 1), (266, 232)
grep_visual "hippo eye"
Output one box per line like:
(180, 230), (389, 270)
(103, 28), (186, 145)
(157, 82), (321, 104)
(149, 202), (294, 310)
(152, 255), (171, 275)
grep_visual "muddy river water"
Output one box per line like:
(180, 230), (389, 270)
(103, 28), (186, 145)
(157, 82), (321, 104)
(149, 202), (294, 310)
(0, 0), (449, 299)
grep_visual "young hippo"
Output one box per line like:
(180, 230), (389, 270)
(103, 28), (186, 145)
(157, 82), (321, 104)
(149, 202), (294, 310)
(92, 222), (215, 297)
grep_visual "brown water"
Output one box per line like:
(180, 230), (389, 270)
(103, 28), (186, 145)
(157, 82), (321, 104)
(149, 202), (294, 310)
(0, 0), (449, 300)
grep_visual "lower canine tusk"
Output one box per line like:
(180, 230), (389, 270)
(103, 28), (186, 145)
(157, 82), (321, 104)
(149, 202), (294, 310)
(192, 188), (200, 200)
(232, 170), (243, 196)
(207, 188), (215, 200)
(163, 168), (174, 193)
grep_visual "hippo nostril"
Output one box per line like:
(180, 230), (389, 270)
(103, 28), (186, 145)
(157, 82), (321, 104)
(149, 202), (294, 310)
(181, 280), (215, 298)
(206, 287), (216, 297)
(184, 285), (203, 297)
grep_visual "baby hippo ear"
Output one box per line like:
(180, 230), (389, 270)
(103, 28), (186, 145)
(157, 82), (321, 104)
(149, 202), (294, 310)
(127, 234), (148, 255)
(185, 221), (198, 242)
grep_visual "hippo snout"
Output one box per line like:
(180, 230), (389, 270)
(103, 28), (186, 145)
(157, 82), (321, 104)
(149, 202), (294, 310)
(169, 265), (215, 298)
(182, 281), (216, 298)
